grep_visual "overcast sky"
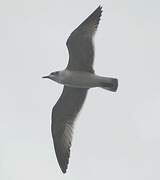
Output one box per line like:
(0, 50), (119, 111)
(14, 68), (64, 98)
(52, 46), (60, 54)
(0, 0), (160, 179)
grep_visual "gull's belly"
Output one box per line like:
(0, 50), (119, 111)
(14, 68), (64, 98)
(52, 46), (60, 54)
(61, 71), (101, 88)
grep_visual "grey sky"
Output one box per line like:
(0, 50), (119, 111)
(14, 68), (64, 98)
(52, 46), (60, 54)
(0, 0), (160, 179)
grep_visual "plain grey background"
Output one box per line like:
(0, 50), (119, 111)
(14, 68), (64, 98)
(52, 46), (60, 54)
(0, 0), (160, 179)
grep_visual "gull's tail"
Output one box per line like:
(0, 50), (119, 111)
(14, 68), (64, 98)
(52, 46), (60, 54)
(101, 78), (118, 92)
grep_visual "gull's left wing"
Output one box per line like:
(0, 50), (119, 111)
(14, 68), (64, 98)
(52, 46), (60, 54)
(66, 6), (102, 73)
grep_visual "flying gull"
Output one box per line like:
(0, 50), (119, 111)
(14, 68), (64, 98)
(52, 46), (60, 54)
(43, 6), (118, 173)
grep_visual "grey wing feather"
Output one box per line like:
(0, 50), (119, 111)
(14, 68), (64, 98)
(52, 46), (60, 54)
(51, 86), (87, 173)
(66, 6), (102, 73)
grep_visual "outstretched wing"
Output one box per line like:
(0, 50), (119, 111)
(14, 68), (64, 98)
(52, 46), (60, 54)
(66, 6), (102, 73)
(51, 86), (87, 173)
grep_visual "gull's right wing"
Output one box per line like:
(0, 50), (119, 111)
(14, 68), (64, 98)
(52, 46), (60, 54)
(51, 86), (87, 173)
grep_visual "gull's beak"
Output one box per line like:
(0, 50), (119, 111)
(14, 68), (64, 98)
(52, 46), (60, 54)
(42, 76), (49, 79)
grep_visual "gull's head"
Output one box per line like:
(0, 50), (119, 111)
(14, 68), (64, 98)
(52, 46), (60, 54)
(42, 71), (60, 82)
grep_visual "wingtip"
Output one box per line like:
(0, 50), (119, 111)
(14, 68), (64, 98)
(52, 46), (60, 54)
(57, 154), (69, 174)
(98, 5), (103, 12)
(96, 5), (103, 19)
(61, 168), (67, 174)
(60, 159), (69, 174)
(56, 144), (71, 174)
(95, 5), (103, 25)
(98, 5), (103, 9)
(59, 160), (68, 174)
(60, 163), (69, 174)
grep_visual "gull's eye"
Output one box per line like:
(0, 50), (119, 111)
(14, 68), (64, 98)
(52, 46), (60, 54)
(51, 72), (58, 75)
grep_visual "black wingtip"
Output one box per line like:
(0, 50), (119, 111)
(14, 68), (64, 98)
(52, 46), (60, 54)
(54, 142), (71, 174)
(98, 5), (103, 10)
(97, 5), (103, 13)
(94, 5), (103, 22)
(62, 168), (67, 174)
(57, 157), (68, 174)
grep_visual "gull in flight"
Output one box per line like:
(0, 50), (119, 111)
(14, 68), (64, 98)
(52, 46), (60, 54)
(43, 6), (118, 173)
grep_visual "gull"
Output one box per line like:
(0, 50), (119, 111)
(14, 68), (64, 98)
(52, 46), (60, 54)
(43, 6), (118, 173)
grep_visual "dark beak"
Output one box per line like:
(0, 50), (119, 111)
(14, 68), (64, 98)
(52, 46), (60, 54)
(42, 76), (49, 79)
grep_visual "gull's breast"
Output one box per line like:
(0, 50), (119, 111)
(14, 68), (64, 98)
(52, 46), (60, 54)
(60, 70), (101, 88)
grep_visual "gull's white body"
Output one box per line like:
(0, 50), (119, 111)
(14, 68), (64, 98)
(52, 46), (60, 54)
(53, 70), (116, 89)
